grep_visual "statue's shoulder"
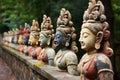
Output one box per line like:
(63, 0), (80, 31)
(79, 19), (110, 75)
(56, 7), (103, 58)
(45, 48), (55, 59)
(65, 50), (77, 58)
(95, 53), (113, 73)
(64, 50), (78, 64)
(95, 53), (111, 63)
(45, 48), (55, 54)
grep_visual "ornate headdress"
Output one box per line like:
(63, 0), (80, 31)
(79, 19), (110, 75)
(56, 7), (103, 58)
(18, 25), (24, 35)
(30, 20), (40, 39)
(83, 0), (107, 23)
(39, 15), (54, 46)
(56, 8), (78, 53)
(30, 20), (40, 31)
(40, 15), (54, 36)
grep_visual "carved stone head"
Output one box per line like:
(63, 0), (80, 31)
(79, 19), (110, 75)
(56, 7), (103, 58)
(79, 0), (113, 57)
(18, 25), (24, 44)
(29, 20), (40, 46)
(54, 8), (78, 53)
(13, 28), (19, 44)
(23, 23), (30, 45)
(39, 15), (54, 48)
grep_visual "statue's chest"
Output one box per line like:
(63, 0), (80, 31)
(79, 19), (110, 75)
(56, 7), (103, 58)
(79, 54), (98, 79)
(55, 51), (67, 70)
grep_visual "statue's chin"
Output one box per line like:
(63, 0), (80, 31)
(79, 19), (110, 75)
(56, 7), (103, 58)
(54, 44), (59, 47)
(81, 46), (85, 50)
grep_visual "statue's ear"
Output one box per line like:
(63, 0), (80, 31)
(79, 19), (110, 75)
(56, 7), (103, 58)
(47, 35), (51, 45)
(95, 31), (103, 49)
(65, 34), (71, 47)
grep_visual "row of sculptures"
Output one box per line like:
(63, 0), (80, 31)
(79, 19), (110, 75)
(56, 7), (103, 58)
(2, 0), (114, 80)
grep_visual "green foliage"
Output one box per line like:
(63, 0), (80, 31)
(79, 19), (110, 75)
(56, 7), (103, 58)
(112, 0), (120, 41)
(0, 0), (39, 31)
(34, 61), (44, 67)
(0, 0), (88, 33)
(50, 0), (88, 29)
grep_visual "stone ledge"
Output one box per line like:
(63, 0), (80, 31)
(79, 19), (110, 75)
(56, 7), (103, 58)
(0, 46), (79, 80)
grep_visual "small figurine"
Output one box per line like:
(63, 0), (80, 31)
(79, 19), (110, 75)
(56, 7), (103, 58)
(54, 8), (79, 75)
(2, 32), (8, 46)
(77, 0), (114, 80)
(17, 25), (24, 45)
(10, 29), (18, 48)
(23, 23), (30, 45)
(17, 25), (25, 52)
(18, 23), (30, 52)
(7, 30), (14, 47)
(11, 28), (19, 49)
(13, 28), (19, 44)
(27, 20), (42, 58)
(37, 15), (55, 66)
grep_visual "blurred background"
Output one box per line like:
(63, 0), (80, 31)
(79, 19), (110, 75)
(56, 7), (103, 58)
(0, 0), (120, 79)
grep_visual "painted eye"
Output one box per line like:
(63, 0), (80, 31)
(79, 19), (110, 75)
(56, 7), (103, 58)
(57, 36), (60, 38)
(57, 35), (61, 38)
(83, 34), (88, 38)
(84, 35), (88, 38)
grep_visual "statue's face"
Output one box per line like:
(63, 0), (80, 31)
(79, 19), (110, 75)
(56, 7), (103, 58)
(29, 35), (37, 46)
(63, 14), (69, 25)
(39, 33), (48, 46)
(54, 30), (65, 47)
(79, 28), (96, 51)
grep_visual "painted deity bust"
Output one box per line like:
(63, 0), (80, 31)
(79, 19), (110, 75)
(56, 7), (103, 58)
(2, 32), (9, 46)
(54, 8), (79, 75)
(37, 15), (55, 66)
(18, 25), (24, 45)
(8, 30), (13, 43)
(2, 32), (7, 45)
(27, 20), (42, 58)
(77, 0), (114, 80)
(23, 23), (30, 45)
(29, 20), (40, 46)
(13, 28), (19, 44)
(8, 30), (15, 47)
(18, 23), (30, 52)
(11, 29), (15, 43)
(17, 25), (27, 52)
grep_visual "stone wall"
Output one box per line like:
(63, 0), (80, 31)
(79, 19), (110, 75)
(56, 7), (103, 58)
(0, 46), (79, 80)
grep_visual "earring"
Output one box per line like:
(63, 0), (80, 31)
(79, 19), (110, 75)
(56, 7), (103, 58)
(36, 41), (38, 45)
(47, 37), (51, 46)
(65, 42), (69, 47)
(95, 43), (100, 49)
(47, 40), (50, 45)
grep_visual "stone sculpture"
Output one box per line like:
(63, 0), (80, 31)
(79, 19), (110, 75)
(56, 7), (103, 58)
(77, 0), (114, 80)
(7, 30), (16, 48)
(2, 32), (8, 46)
(18, 23), (30, 52)
(23, 23), (30, 46)
(26, 20), (42, 58)
(13, 28), (19, 44)
(17, 25), (25, 52)
(37, 15), (55, 66)
(54, 8), (79, 75)
(17, 25), (24, 45)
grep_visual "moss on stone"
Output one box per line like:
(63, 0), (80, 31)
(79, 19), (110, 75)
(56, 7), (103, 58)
(34, 61), (43, 67)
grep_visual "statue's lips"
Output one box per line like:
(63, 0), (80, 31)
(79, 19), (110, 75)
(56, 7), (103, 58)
(54, 41), (58, 45)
